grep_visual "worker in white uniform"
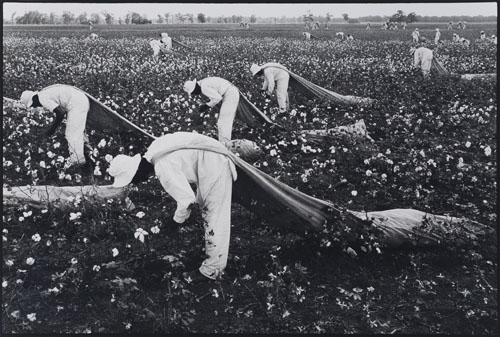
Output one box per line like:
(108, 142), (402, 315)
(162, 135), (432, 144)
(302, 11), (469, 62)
(150, 33), (173, 59)
(183, 77), (240, 146)
(411, 28), (420, 43)
(20, 85), (91, 168)
(303, 32), (312, 40)
(410, 47), (434, 77)
(480, 31), (486, 40)
(434, 28), (441, 44)
(160, 33), (172, 49)
(336, 32), (346, 40)
(108, 132), (237, 282)
(250, 63), (290, 113)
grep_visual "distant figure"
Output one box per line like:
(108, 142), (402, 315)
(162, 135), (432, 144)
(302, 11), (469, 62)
(462, 21), (467, 30)
(88, 33), (98, 40)
(336, 32), (346, 40)
(453, 33), (460, 42)
(411, 47), (433, 77)
(447, 21), (453, 30)
(434, 28), (441, 44)
(324, 22), (330, 30)
(88, 21), (93, 30)
(412, 28), (420, 43)
(346, 34), (354, 40)
(401, 21), (407, 30)
(491, 35), (497, 45)
(460, 37), (470, 47)
(366, 22), (371, 30)
(480, 31), (486, 40)
(313, 21), (320, 30)
(381, 22), (387, 30)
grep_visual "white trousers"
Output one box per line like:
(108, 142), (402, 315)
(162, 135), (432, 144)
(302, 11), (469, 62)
(421, 56), (433, 77)
(217, 86), (240, 146)
(196, 159), (234, 279)
(150, 40), (161, 56)
(65, 96), (90, 165)
(275, 75), (290, 112)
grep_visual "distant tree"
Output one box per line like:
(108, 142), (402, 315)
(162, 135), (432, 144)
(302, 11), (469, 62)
(16, 11), (45, 24)
(156, 14), (163, 23)
(90, 13), (101, 24)
(197, 13), (206, 23)
(49, 12), (58, 24)
(40, 13), (49, 24)
(76, 12), (88, 24)
(406, 12), (418, 24)
(62, 11), (74, 24)
(164, 13), (170, 24)
(389, 9), (407, 23)
(326, 12), (332, 22)
(130, 12), (151, 24)
(102, 11), (114, 24)
(342, 13), (349, 22)
(188, 14), (194, 23)
(124, 12), (131, 24)
(118, 17), (123, 24)
(11, 11), (16, 24)
(250, 14), (257, 23)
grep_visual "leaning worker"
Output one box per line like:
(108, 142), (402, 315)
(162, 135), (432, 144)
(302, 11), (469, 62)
(183, 77), (240, 146)
(410, 46), (434, 77)
(108, 132), (237, 282)
(20, 85), (91, 168)
(250, 63), (290, 113)
(159, 32), (172, 49)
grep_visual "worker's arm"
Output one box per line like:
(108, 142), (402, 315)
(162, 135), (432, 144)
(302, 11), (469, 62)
(263, 70), (275, 95)
(45, 106), (66, 137)
(200, 85), (223, 108)
(155, 158), (196, 224)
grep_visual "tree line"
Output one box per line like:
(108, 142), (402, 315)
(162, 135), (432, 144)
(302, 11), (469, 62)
(4, 10), (497, 25)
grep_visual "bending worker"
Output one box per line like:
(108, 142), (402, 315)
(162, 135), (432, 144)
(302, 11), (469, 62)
(410, 46), (433, 77)
(183, 77), (240, 146)
(250, 63), (290, 113)
(108, 132), (237, 282)
(20, 85), (91, 168)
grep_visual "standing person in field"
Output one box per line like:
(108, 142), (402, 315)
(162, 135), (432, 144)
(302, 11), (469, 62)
(108, 132), (237, 282)
(303, 31), (317, 40)
(480, 31), (486, 40)
(250, 63), (290, 113)
(88, 20), (93, 30)
(20, 85), (91, 168)
(365, 22), (371, 30)
(183, 77), (240, 146)
(410, 47), (433, 77)
(336, 31), (346, 40)
(159, 32), (173, 49)
(401, 21), (407, 30)
(447, 21), (453, 30)
(434, 28), (441, 44)
(411, 28), (420, 43)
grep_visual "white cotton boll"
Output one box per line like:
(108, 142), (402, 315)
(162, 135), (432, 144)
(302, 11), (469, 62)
(484, 146), (492, 156)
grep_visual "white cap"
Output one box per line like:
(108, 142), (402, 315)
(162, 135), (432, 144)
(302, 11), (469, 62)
(415, 28), (419, 31)
(108, 154), (142, 188)
(20, 90), (37, 108)
(250, 64), (262, 76)
(161, 32), (169, 38)
(436, 28), (439, 31)
(183, 80), (197, 95)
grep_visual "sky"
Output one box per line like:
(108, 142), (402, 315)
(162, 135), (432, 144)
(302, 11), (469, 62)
(2, 2), (498, 20)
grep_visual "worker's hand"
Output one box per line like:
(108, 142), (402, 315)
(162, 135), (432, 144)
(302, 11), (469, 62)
(198, 104), (210, 113)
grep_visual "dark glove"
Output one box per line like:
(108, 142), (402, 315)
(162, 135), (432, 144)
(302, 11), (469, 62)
(198, 104), (210, 113)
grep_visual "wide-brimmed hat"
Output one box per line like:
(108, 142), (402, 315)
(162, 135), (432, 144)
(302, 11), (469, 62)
(109, 154), (142, 188)
(20, 90), (37, 108)
(183, 80), (197, 94)
(250, 64), (262, 76)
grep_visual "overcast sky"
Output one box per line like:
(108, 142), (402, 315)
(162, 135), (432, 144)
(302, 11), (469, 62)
(3, 2), (498, 20)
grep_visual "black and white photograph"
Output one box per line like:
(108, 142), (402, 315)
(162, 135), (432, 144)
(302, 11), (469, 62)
(2, 1), (497, 334)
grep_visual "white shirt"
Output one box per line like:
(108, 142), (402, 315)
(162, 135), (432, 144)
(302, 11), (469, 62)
(38, 85), (87, 112)
(198, 77), (235, 107)
(144, 132), (237, 223)
(413, 47), (433, 67)
(261, 63), (289, 94)
(160, 36), (172, 49)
